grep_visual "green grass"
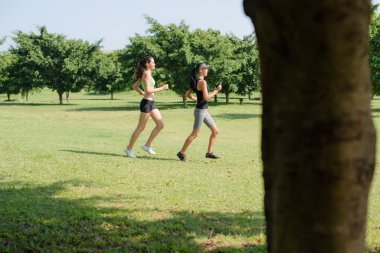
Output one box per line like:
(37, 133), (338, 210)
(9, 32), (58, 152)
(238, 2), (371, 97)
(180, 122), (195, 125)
(0, 89), (379, 252)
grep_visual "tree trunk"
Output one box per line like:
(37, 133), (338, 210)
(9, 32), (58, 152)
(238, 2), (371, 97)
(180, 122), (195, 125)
(226, 93), (230, 104)
(182, 95), (187, 108)
(66, 92), (70, 102)
(244, 1), (376, 253)
(58, 91), (64, 105)
(25, 91), (29, 102)
(248, 92), (252, 100)
(214, 95), (218, 103)
(111, 91), (114, 100)
(7, 93), (10, 101)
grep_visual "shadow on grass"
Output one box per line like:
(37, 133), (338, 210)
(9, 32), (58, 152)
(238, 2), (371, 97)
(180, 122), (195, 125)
(60, 149), (126, 158)
(0, 102), (77, 106)
(66, 102), (186, 112)
(60, 150), (179, 161)
(0, 180), (266, 252)
(214, 113), (261, 120)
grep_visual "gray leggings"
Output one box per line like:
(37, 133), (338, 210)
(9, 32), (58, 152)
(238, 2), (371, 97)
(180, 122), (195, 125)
(193, 108), (216, 129)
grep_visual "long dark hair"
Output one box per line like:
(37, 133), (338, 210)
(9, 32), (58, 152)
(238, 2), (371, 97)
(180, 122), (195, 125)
(136, 56), (153, 80)
(189, 63), (204, 91)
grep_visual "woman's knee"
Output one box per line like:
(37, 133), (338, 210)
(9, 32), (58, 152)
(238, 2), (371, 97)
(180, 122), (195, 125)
(156, 121), (164, 130)
(190, 131), (199, 139)
(211, 127), (219, 136)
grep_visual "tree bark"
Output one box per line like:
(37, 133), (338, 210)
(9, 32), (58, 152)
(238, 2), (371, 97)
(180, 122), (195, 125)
(111, 91), (114, 100)
(7, 93), (10, 101)
(66, 91), (70, 102)
(58, 91), (63, 105)
(182, 95), (187, 108)
(244, 1), (376, 252)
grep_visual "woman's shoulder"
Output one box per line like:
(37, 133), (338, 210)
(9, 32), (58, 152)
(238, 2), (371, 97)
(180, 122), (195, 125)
(197, 79), (207, 87)
(197, 79), (206, 85)
(142, 70), (152, 79)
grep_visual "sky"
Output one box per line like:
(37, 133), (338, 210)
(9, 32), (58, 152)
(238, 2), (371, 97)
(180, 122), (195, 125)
(0, 0), (254, 51)
(1, 0), (380, 52)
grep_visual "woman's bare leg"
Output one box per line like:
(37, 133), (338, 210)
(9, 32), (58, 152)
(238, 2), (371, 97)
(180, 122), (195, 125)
(207, 125), (219, 154)
(144, 109), (164, 147)
(180, 129), (200, 154)
(127, 112), (150, 150)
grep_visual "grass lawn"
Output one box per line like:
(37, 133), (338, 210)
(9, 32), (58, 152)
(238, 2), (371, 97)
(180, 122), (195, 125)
(0, 89), (379, 252)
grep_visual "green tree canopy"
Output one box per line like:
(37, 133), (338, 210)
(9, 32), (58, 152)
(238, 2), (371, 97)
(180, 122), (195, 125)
(90, 51), (124, 99)
(0, 52), (19, 101)
(10, 27), (101, 104)
(370, 5), (380, 97)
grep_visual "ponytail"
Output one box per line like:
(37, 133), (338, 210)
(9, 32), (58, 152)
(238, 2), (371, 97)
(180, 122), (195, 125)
(135, 56), (153, 80)
(189, 63), (203, 91)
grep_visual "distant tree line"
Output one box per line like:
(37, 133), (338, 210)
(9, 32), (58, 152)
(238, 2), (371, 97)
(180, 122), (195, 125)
(1, 9), (379, 105)
(0, 16), (260, 105)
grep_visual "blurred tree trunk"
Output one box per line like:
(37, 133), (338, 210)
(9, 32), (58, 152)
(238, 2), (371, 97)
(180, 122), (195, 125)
(58, 91), (63, 105)
(244, 0), (376, 252)
(182, 95), (186, 108)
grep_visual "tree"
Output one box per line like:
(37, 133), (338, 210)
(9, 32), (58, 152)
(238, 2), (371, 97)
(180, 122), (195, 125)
(37, 28), (100, 104)
(90, 51), (124, 100)
(370, 5), (380, 97)
(235, 35), (261, 99)
(146, 16), (194, 107)
(190, 29), (240, 104)
(118, 33), (164, 91)
(9, 30), (46, 101)
(0, 52), (19, 101)
(217, 35), (243, 104)
(244, 0), (376, 252)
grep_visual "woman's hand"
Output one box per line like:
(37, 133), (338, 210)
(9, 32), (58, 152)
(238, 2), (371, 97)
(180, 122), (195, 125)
(162, 84), (169, 90)
(215, 84), (222, 92)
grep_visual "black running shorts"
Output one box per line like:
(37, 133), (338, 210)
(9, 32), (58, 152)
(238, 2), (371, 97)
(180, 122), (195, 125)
(140, 99), (157, 113)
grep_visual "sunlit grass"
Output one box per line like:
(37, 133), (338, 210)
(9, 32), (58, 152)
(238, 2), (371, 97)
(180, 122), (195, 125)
(0, 89), (378, 252)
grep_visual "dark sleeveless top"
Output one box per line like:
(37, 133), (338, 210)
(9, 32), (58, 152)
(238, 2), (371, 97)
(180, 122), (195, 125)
(195, 79), (208, 109)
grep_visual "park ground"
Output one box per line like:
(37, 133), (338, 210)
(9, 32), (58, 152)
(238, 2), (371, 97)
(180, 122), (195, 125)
(0, 89), (379, 252)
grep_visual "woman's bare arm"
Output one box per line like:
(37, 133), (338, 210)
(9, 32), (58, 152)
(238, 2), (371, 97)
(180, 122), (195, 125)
(132, 79), (145, 95)
(185, 89), (197, 101)
(143, 72), (168, 94)
(199, 80), (222, 100)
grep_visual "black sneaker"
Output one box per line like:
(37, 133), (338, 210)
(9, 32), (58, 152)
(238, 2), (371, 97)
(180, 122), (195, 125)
(205, 153), (221, 159)
(177, 152), (186, 161)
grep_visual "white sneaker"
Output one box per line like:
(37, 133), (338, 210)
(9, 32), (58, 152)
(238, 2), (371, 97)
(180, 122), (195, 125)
(124, 148), (136, 158)
(141, 145), (156, 155)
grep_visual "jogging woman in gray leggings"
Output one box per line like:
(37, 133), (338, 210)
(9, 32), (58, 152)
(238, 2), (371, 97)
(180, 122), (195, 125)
(177, 63), (222, 161)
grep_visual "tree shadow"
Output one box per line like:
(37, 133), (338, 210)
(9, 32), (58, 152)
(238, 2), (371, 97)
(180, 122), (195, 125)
(214, 113), (261, 120)
(0, 180), (266, 252)
(0, 102), (77, 106)
(66, 105), (138, 112)
(60, 149), (126, 158)
(137, 155), (180, 162)
(66, 102), (186, 112)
